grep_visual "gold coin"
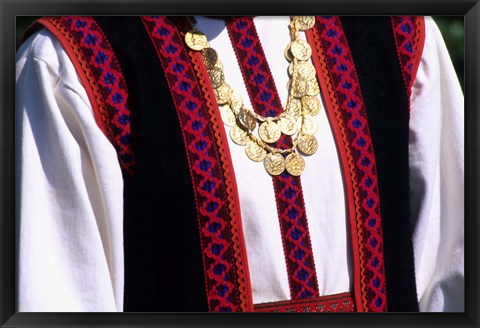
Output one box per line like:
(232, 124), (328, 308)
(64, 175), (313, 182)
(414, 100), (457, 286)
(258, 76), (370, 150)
(288, 62), (294, 76)
(285, 98), (302, 116)
(297, 134), (318, 155)
(245, 140), (267, 162)
(292, 78), (308, 98)
(214, 59), (224, 71)
(306, 79), (320, 96)
(264, 153), (286, 176)
(214, 83), (232, 105)
(284, 42), (294, 62)
(301, 95), (321, 116)
(185, 30), (208, 51)
(229, 90), (243, 113)
(293, 16), (316, 31)
(208, 67), (225, 88)
(230, 125), (249, 146)
(258, 120), (281, 144)
(278, 114), (301, 135)
(238, 109), (256, 131)
(285, 153), (305, 176)
(201, 47), (218, 70)
(220, 105), (236, 127)
(296, 61), (316, 79)
(290, 40), (312, 61)
(301, 115), (319, 135)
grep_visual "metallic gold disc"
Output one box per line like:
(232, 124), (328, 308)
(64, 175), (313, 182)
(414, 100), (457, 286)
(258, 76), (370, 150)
(238, 109), (257, 131)
(297, 133), (318, 155)
(220, 105), (236, 127)
(285, 98), (302, 116)
(284, 43), (294, 61)
(264, 153), (286, 176)
(229, 90), (243, 113)
(296, 61), (316, 79)
(290, 40), (312, 61)
(293, 16), (316, 31)
(301, 115), (318, 135)
(214, 59), (224, 71)
(258, 120), (281, 144)
(291, 78), (308, 98)
(208, 67), (225, 88)
(229, 125), (249, 146)
(201, 47), (218, 70)
(278, 114), (301, 135)
(285, 153), (305, 176)
(306, 79), (320, 96)
(185, 30), (208, 51)
(214, 83), (232, 105)
(301, 95), (321, 116)
(245, 140), (267, 162)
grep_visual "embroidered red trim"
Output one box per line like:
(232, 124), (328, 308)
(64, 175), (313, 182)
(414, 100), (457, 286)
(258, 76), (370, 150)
(391, 16), (426, 105)
(254, 292), (355, 312)
(140, 16), (252, 312)
(226, 17), (320, 300)
(307, 16), (388, 312)
(37, 17), (135, 178)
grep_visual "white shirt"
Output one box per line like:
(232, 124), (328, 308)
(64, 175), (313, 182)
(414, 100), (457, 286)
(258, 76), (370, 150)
(15, 16), (464, 312)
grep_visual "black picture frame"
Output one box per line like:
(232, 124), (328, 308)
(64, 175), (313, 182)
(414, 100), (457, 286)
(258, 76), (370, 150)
(1, 0), (478, 327)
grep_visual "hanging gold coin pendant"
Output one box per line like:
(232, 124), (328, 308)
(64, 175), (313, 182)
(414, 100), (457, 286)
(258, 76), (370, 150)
(208, 67), (225, 88)
(220, 105), (236, 127)
(278, 114), (301, 135)
(264, 153), (286, 176)
(259, 121), (281, 144)
(297, 134), (318, 155)
(229, 90), (243, 113)
(245, 140), (267, 162)
(285, 153), (305, 176)
(302, 115), (319, 135)
(290, 40), (312, 61)
(238, 109), (257, 132)
(214, 83), (232, 105)
(293, 16), (316, 31)
(301, 95), (321, 116)
(230, 125), (249, 146)
(185, 30), (209, 51)
(201, 48), (218, 70)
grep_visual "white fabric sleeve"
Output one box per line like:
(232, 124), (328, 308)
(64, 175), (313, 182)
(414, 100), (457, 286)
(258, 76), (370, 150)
(409, 17), (464, 312)
(16, 29), (125, 312)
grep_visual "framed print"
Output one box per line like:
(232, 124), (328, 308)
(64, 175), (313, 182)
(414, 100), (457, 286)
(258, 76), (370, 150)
(2, 0), (478, 327)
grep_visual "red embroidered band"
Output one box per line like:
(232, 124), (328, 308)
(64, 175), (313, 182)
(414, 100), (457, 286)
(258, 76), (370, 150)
(226, 17), (320, 300)
(254, 291), (355, 312)
(36, 16), (135, 178)
(307, 16), (388, 312)
(391, 16), (426, 107)
(140, 16), (253, 312)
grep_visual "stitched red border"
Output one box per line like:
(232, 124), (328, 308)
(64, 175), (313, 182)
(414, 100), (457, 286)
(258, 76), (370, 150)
(37, 17), (135, 178)
(307, 16), (388, 312)
(390, 16), (426, 108)
(226, 17), (320, 300)
(140, 16), (252, 312)
(254, 291), (355, 312)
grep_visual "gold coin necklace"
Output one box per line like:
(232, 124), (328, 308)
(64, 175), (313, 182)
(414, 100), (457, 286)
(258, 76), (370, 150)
(185, 16), (322, 176)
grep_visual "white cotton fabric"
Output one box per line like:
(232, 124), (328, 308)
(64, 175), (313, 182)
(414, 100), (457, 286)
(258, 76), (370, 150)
(15, 16), (464, 312)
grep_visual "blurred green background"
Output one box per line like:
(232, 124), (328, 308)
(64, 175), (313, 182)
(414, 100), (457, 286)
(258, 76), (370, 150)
(16, 16), (464, 90)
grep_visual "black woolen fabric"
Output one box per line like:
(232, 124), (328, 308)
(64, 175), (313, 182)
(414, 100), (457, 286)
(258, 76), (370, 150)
(94, 16), (208, 312)
(340, 16), (419, 311)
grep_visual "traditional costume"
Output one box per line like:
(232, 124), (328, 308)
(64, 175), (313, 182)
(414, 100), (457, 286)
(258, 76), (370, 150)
(15, 16), (464, 312)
